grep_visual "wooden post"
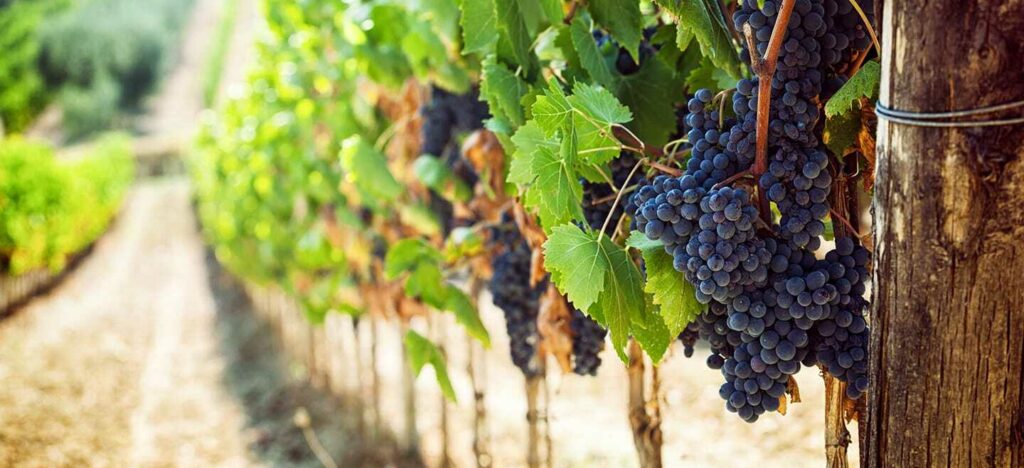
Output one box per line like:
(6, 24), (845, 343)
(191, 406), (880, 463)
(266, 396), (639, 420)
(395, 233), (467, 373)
(866, 0), (1024, 466)
(525, 375), (542, 468)
(628, 340), (662, 468)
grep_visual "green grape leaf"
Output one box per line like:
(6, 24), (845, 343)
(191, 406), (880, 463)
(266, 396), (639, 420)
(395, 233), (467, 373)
(508, 121), (556, 184)
(339, 137), (403, 202)
(592, 234), (646, 363)
(443, 227), (485, 261)
(404, 331), (457, 402)
(616, 53), (684, 147)
(533, 128), (585, 227)
(657, 0), (743, 79)
(626, 231), (704, 341)
(567, 82), (632, 165)
(538, 0), (563, 23)
(443, 284), (491, 347)
(544, 224), (645, 362)
(399, 203), (443, 237)
(460, 0), (498, 55)
(569, 82), (633, 125)
(631, 296), (672, 363)
(413, 155), (472, 202)
(570, 16), (615, 89)
(406, 262), (448, 306)
(481, 57), (529, 127)
(494, 0), (534, 72)
(825, 61), (880, 118)
(824, 106), (862, 156)
(589, 0), (643, 60)
(384, 239), (442, 279)
(543, 224), (609, 314)
(532, 80), (573, 136)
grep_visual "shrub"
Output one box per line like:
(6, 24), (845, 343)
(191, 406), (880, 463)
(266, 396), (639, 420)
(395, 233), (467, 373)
(0, 134), (134, 274)
(0, 0), (69, 132)
(36, 0), (195, 135)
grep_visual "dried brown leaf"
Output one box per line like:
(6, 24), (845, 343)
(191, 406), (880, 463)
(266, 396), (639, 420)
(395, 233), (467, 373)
(538, 286), (574, 373)
(787, 375), (802, 403)
(859, 100), (877, 191)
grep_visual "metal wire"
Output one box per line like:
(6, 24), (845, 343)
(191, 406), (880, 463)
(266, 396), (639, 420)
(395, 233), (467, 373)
(875, 100), (1024, 128)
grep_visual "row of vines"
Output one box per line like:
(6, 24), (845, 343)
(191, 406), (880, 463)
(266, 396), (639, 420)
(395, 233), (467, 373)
(193, 0), (881, 465)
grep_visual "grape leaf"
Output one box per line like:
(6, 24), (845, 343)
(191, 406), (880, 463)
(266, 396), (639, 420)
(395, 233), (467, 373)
(626, 231), (705, 340)
(443, 284), (491, 347)
(532, 128), (585, 227)
(537, 0), (563, 24)
(593, 234), (646, 362)
(339, 136), (403, 202)
(824, 106), (862, 156)
(404, 331), (457, 402)
(481, 57), (528, 126)
(616, 52), (684, 147)
(399, 203), (442, 237)
(657, 0), (743, 79)
(544, 224), (646, 362)
(631, 296), (672, 363)
(531, 80), (573, 136)
(508, 121), (555, 184)
(543, 224), (609, 315)
(588, 0), (643, 60)
(384, 238), (442, 279)
(825, 60), (880, 118)
(569, 16), (615, 89)
(460, 0), (498, 55)
(568, 82), (633, 125)
(494, 0), (534, 73)
(406, 262), (448, 306)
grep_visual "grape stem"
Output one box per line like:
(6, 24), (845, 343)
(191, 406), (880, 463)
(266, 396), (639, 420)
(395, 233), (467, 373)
(713, 169), (753, 189)
(746, 0), (796, 223)
(647, 161), (682, 177)
(597, 157), (646, 243)
(613, 125), (665, 158)
(591, 184), (638, 206)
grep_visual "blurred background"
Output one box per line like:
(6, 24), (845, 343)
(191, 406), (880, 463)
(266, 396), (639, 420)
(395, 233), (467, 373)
(0, 0), (859, 466)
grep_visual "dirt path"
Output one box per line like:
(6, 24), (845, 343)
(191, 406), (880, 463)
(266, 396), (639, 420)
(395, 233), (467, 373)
(0, 180), (255, 467)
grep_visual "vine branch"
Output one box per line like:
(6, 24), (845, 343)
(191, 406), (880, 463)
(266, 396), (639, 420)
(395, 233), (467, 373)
(748, 0), (796, 223)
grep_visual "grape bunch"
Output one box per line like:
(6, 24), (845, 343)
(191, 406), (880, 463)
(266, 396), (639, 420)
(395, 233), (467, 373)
(488, 219), (544, 377)
(420, 86), (491, 157)
(420, 86), (491, 233)
(629, 0), (874, 422)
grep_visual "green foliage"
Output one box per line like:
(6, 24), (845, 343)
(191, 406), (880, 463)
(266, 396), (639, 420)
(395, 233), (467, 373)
(0, 134), (134, 275)
(0, 0), (69, 132)
(825, 61), (881, 118)
(404, 331), (456, 402)
(543, 225), (670, 363)
(656, 0), (743, 79)
(626, 232), (705, 339)
(191, 0), (741, 379)
(824, 61), (880, 155)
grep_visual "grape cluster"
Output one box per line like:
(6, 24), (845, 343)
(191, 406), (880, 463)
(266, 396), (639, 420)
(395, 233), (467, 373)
(420, 86), (491, 157)
(630, 0), (873, 422)
(571, 308), (607, 376)
(488, 220), (544, 377)
(677, 322), (700, 358)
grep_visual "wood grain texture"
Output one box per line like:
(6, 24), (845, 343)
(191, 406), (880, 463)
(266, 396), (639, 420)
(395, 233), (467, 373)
(866, 0), (1024, 466)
